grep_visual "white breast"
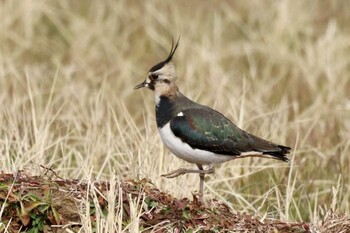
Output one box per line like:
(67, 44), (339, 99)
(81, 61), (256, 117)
(158, 122), (233, 165)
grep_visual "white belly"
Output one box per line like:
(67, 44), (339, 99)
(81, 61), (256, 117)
(158, 123), (233, 165)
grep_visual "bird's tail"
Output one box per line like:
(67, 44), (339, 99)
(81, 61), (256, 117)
(263, 145), (291, 162)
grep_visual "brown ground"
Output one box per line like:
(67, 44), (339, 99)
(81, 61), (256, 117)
(0, 171), (348, 233)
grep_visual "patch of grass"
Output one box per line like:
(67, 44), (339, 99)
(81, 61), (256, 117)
(1, 172), (317, 232)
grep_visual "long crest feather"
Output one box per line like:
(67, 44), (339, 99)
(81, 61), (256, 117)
(164, 36), (180, 63)
(148, 36), (181, 72)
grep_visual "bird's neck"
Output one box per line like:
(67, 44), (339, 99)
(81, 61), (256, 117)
(154, 84), (178, 106)
(155, 91), (198, 128)
(155, 95), (175, 128)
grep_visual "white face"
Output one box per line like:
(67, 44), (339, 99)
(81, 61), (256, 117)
(144, 62), (178, 104)
(147, 62), (177, 84)
(134, 62), (179, 103)
(143, 62), (177, 92)
(134, 39), (180, 94)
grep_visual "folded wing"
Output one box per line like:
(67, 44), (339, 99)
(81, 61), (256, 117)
(170, 108), (290, 162)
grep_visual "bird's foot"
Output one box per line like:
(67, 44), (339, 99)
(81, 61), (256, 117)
(205, 164), (215, 174)
(161, 168), (192, 178)
(192, 192), (204, 205)
(161, 166), (215, 179)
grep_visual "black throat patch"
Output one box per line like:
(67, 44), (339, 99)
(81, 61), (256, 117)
(156, 96), (176, 128)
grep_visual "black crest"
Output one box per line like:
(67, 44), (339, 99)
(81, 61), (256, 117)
(149, 37), (180, 72)
(164, 36), (180, 63)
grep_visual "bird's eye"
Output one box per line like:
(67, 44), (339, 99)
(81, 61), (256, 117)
(149, 74), (158, 80)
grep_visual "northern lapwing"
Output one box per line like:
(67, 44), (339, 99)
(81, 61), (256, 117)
(134, 39), (290, 202)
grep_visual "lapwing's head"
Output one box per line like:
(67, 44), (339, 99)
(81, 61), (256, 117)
(134, 38), (180, 99)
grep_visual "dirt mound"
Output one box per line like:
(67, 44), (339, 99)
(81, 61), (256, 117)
(0, 171), (347, 232)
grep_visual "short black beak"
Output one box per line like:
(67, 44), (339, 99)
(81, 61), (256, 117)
(134, 80), (147, 90)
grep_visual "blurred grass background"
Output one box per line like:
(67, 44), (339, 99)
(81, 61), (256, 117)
(0, 0), (349, 224)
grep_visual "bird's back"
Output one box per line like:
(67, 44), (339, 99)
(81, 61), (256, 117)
(157, 91), (290, 162)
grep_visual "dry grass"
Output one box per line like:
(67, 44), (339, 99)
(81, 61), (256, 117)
(0, 0), (349, 231)
(0, 172), (312, 232)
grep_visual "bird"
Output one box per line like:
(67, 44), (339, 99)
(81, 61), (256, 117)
(134, 38), (290, 203)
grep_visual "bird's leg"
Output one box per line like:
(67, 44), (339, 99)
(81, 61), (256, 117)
(161, 165), (215, 178)
(198, 164), (205, 203)
(161, 164), (215, 203)
(197, 164), (215, 203)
